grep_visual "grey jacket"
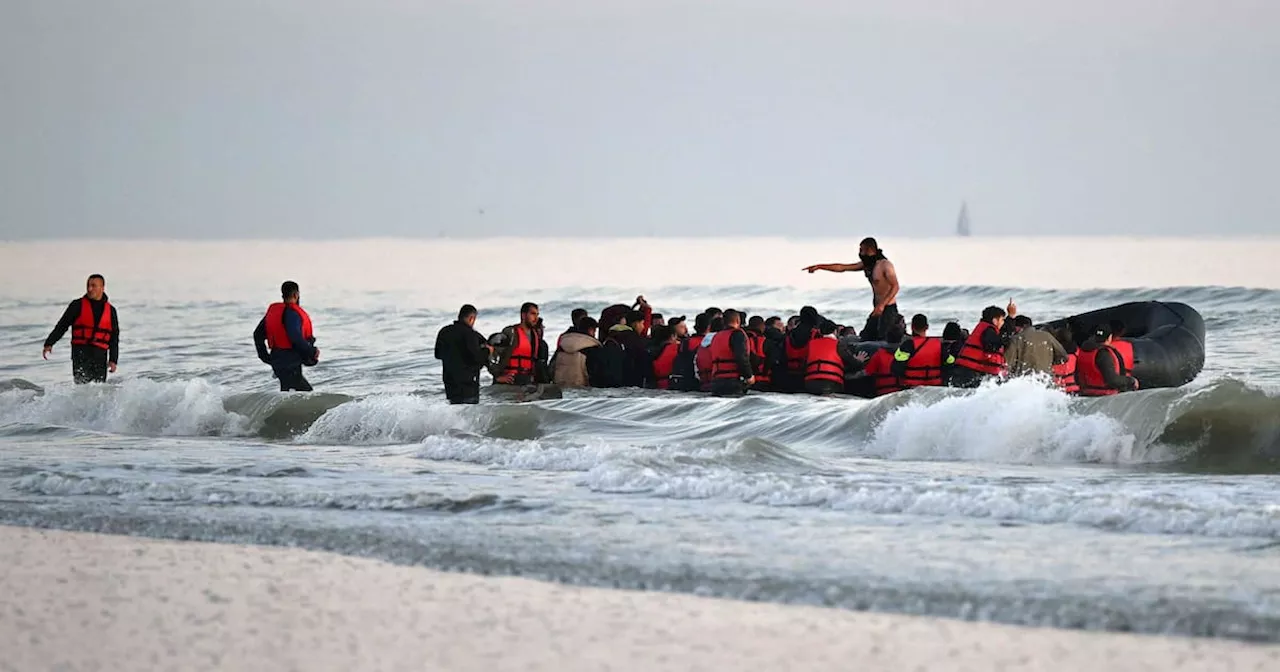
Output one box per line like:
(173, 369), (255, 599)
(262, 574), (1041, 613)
(1005, 328), (1069, 377)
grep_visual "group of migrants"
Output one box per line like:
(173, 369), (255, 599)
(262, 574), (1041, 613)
(431, 238), (1140, 404)
(41, 239), (1140, 402)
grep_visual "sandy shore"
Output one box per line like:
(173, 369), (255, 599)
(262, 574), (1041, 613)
(1, 526), (1276, 672)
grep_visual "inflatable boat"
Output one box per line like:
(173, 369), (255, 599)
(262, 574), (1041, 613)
(1038, 301), (1205, 389)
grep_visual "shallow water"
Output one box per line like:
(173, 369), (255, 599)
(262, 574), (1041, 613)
(2, 238), (1280, 641)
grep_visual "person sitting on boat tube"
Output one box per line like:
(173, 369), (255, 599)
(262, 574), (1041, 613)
(1075, 323), (1139, 396)
(708, 310), (755, 397)
(490, 302), (550, 386)
(950, 305), (1008, 388)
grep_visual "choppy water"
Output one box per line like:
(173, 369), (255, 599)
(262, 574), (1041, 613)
(2, 239), (1280, 642)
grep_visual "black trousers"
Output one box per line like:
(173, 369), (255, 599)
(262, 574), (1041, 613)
(445, 380), (480, 405)
(276, 367), (313, 392)
(709, 379), (748, 398)
(71, 346), (109, 385)
(804, 379), (843, 396)
(860, 303), (900, 342)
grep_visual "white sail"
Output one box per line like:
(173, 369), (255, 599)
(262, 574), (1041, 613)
(956, 201), (971, 237)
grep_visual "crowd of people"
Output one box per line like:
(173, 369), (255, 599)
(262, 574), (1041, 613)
(39, 238), (1143, 404)
(429, 293), (1141, 405)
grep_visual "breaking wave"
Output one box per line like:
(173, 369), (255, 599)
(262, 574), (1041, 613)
(1, 375), (1278, 472)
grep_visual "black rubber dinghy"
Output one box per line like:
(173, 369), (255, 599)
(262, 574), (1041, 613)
(1039, 301), (1205, 389)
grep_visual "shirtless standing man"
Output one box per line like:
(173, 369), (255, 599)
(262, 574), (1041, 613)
(803, 237), (901, 342)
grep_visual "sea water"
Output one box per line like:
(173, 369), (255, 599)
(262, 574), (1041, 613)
(1, 237), (1279, 641)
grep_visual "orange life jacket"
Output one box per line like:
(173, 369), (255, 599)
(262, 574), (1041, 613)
(901, 336), (943, 387)
(864, 348), (903, 396)
(1110, 339), (1134, 375)
(70, 297), (114, 350)
(1075, 346), (1121, 397)
(502, 326), (538, 379)
(264, 302), (314, 351)
(803, 337), (844, 385)
(710, 329), (745, 380)
(652, 341), (678, 390)
(954, 321), (1005, 376)
(1053, 353), (1079, 394)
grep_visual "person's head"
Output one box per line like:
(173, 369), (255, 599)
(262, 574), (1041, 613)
(570, 308), (588, 327)
(710, 316), (725, 332)
(625, 310), (645, 330)
(693, 313), (710, 335)
(1014, 315), (1033, 332)
(766, 316), (783, 331)
(281, 280), (300, 304)
(885, 323), (906, 344)
(818, 320), (837, 336)
(942, 321), (964, 342)
(85, 274), (105, 300)
(579, 316), (599, 339)
(799, 305), (819, 323)
(704, 306), (723, 321)
(520, 302), (540, 328)
(911, 314), (929, 337)
(1093, 323), (1114, 345)
(668, 315), (688, 337)
(747, 315), (765, 334)
(786, 315), (801, 332)
(981, 305), (1007, 331)
(858, 236), (881, 258)
(651, 324), (676, 344)
(651, 313), (665, 327)
(1109, 319), (1127, 338)
(724, 310), (742, 329)
(458, 304), (478, 327)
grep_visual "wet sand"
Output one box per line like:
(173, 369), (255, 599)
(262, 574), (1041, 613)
(1, 525), (1276, 672)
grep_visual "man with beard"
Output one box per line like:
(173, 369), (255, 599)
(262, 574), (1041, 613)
(802, 236), (901, 342)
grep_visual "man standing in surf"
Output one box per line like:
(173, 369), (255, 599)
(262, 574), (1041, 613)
(803, 237), (901, 342)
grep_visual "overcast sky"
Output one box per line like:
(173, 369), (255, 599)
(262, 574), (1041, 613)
(2, 0), (1277, 240)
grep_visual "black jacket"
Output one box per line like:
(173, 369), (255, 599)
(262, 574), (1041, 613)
(45, 295), (120, 364)
(435, 321), (489, 385)
(598, 326), (654, 388)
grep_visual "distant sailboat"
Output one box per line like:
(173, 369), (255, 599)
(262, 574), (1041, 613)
(956, 201), (971, 237)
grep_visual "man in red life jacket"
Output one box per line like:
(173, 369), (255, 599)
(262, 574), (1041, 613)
(492, 302), (549, 385)
(803, 237), (901, 342)
(649, 325), (679, 390)
(1108, 319), (1137, 375)
(43, 273), (120, 384)
(253, 281), (319, 391)
(695, 314), (725, 392)
(708, 310), (755, 397)
(1076, 323), (1139, 396)
(950, 305), (1010, 388)
(804, 321), (845, 395)
(777, 306), (826, 394)
(744, 315), (771, 391)
(1050, 326), (1080, 394)
(891, 314), (947, 388)
(860, 324), (908, 397)
(670, 314), (705, 392)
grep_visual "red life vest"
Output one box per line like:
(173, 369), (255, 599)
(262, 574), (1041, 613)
(785, 328), (818, 374)
(746, 331), (770, 385)
(804, 337), (844, 385)
(1075, 346), (1121, 397)
(264, 302), (314, 351)
(696, 335), (715, 390)
(1053, 353), (1079, 394)
(899, 336), (943, 387)
(1110, 339), (1135, 375)
(864, 348), (903, 396)
(954, 321), (1005, 376)
(710, 329), (745, 380)
(502, 326), (538, 379)
(652, 342), (678, 390)
(70, 297), (114, 350)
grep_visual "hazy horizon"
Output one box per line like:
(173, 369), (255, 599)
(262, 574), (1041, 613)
(4, 1), (1278, 240)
